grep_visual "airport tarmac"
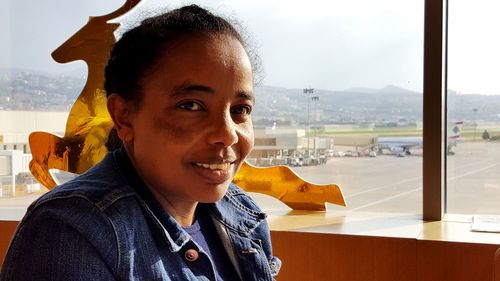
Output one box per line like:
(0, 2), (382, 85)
(1, 141), (499, 219)
(251, 141), (500, 215)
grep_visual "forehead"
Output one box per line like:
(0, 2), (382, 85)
(136, 33), (254, 106)
(154, 33), (252, 80)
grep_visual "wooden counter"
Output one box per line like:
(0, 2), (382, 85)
(1, 208), (499, 280)
(266, 210), (500, 281)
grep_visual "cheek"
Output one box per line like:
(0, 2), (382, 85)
(239, 125), (255, 156)
(153, 116), (196, 144)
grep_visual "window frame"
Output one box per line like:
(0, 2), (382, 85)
(422, 0), (447, 220)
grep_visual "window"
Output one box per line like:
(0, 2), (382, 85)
(2, 0), (427, 215)
(0, 0), (122, 210)
(176, 0), (423, 213)
(446, 0), (500, 215)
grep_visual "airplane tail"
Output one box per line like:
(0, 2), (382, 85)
(448, 120), (464, 140)
(447, 121), (463, 155)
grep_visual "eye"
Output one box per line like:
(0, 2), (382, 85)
(177, 101), (204, 111)
(231, 105), (252, 116)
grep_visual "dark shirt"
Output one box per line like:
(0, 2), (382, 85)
(183, 212), (240, 281)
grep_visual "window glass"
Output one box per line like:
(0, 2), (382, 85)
(0, 0), (123, 213)
(146, 0), (424, 213)
(446, 0), (500, 215)
(1, 0), (424, 214)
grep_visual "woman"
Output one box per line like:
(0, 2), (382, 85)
(1, 5), (280, 281)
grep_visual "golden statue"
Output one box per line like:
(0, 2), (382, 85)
(28, 0), (345, 211)
(29, 0), (141, 188)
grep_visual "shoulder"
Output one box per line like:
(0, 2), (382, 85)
(4, 154), (140, 278)
(17, 156), (129, 254)
(2, 197), (118, 280)
(32, 153), (135, 213)
(17, 153), (140, 260)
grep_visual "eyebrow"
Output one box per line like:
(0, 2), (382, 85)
(172, 82), (255, 103)
(237, 91), (255, 103)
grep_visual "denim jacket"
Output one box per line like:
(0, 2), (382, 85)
(1, 151), (281, 281)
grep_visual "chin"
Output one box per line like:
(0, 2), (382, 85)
(197, 182), (231, 203)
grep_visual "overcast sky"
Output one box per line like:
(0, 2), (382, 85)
(1, 0), (498, 94)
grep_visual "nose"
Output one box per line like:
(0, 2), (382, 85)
(206, 113), (239, 147)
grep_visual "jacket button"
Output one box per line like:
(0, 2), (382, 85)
(184, 249), (199, 262)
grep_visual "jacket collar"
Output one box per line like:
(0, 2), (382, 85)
(111, 147), (266, 251)
(112, 148), (190, 252)
(207, 184), (267, 236)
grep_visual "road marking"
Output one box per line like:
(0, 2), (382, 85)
(448, 162), (500, 181)
(448, 159), (494, 170)
(483, 183), (499, 190)
(346, 159), (489, 199)
(347, 187), (422, 212)
(346, 176), (421, 198)
(346, 160), (499, 212)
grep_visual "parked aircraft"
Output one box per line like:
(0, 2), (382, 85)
(447, 120), (464, 155)
(377, 136), (422, 156)
(377, 121), (463, 156)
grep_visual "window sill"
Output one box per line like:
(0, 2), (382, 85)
(2, 198), (500, 278)
(250, 193), (500, 245)
(265, 209), (500, 245)
(1, 195), (500, 245)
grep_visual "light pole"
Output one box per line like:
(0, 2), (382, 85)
(303, 88), (314, 156)
(311, 96), (319, 154)
(473, 108), (478, 141)
(311, 96), (319, 122)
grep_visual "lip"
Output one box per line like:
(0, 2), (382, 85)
(191, 161), (236, 184)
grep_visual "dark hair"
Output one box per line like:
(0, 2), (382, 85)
(105, 127), (122, 152)
(104, 4), (257, 102)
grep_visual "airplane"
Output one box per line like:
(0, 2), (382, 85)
(377, 121), (463, 156)
(447, 120), (464, 155)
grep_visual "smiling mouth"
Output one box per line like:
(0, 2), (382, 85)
(193, 162), (235, 184)
(195, 162), (232, 170)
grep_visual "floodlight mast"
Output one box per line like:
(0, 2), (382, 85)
(303, 88), (314, 157)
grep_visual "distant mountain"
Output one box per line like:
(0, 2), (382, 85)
(343, 85), (420, 95)
(253, 84), (500, 125)
(0, 68), (85, 111)
(253, 84), (424, 124)
(2, 68), (499, 124)
(0, 67), (53, 77)
(56, 65), (88, 79)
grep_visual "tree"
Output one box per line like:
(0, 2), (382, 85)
(482, 129), (490, 140)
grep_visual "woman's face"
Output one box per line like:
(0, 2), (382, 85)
(122, 34), (254, 204)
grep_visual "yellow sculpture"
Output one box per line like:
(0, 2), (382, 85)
(28, 0), (345, 211)
(29, 0), (140, 188)
(234, 162), (344, 210)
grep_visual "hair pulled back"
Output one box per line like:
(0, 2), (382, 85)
(104, 5), (250, 102)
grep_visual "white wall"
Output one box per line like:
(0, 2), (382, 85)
(0, 110), (68, 143)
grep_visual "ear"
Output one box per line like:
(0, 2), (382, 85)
(107, 94), (135, 142)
